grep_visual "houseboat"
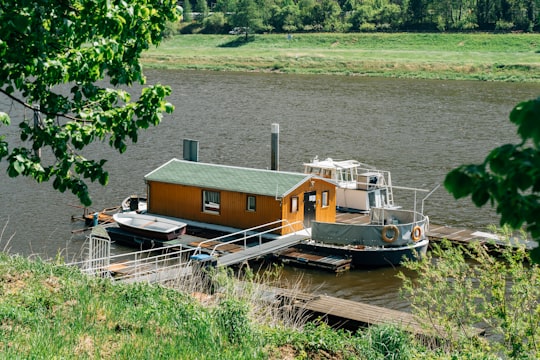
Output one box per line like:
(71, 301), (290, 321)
(143, 158), (337, 235)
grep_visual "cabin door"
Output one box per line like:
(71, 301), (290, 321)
(303, 191), (316, 228)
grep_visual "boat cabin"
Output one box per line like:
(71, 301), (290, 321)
(303, 157), (394, 212)
(144, 159), (337, 235)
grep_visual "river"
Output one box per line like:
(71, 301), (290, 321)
(0, 70), (538, 309)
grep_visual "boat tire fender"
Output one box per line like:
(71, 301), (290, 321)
(412, 226), (422, 242)
(382, 225), (399, 243)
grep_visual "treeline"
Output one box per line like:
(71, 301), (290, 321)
(179, 0), (539, 34)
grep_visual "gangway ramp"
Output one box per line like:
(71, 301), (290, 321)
(185, 220), (311, 267)
(217, 233), (309, 267)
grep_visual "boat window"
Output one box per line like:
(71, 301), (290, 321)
(322, 191), (329, 207)
(203, 190), (220, 214)
(368, 192), (376, 208)
(246, 195), (256, 212)
(291, 196), (299, 213)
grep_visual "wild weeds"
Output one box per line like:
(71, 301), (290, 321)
(399, 225), (540, 359)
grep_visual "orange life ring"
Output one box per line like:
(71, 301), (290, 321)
(382, 225), (399, 243)
(411, 226), (422, 242)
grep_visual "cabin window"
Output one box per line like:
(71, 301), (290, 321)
(247, 195), (256, 212)
(291, 196), (299, 213)
(322, 191), (329, 207)
(203, 190), (220, 214)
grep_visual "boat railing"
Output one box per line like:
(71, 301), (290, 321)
(369, 208), (426, 227)
(68, 239), (194, 281)
(189, 219), (305, 258)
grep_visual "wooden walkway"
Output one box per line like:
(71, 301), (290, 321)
(276, 288), (485, 339)
(427, 223), (534, 250)
(176, 233), (311, 267)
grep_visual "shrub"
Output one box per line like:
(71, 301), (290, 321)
(400, 227), (540, 359)
(359, 23), (377, 32)
(202, 12), (226, 34)
(495, 20), (514, 32)
(361, 324), (414, 360)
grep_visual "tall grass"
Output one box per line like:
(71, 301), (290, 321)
(0, 252), (427, 359)
(142, 33), (540, 82)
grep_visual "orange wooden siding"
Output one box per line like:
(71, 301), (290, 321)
(147, 177), (335, 235)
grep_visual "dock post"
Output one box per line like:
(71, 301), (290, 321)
(271, 123), (279, 171)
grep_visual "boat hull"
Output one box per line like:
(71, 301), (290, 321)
(112, 213), (187, 240)
(297, 239), (429, 268)
(106, 226), (182, 249)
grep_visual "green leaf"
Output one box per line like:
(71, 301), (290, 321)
(13, 160), (24, 174)
(0, 112), (10, 125)
(471, 188), (490, 207)
(487, 144), (515, 175)
(510, 98), (540, 144)
(444, 167), (475, 199)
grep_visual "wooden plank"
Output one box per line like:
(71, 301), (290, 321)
(282, 292), (484, 338)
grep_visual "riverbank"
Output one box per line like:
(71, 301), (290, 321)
(142, 33), (540, 82)
(0, 253), (423, 359)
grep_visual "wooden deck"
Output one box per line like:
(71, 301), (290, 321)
(276, 288), (485, 339)
(428, 223), (534, 250)
(276, 247), (351, 272)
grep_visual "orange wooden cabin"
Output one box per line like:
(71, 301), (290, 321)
(144, 159), (336, 235)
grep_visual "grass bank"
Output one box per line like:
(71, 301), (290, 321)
(142, 32), (540, 82)
(0, 254), (423, 359)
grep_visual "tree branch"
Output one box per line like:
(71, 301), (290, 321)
(0, 88), (84, 123)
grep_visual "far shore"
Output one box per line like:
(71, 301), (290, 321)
(142, 32), (540, 82)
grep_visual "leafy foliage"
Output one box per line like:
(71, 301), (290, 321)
(444, 97), (540, 260)
(0, 1), (178, 205)
(187, 0), (539, 33)
(400, 232), (540, 359)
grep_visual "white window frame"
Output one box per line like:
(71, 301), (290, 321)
(322, 191), (329, 208)
(291, 196), (299, 213)
(247, 195), (256, 212)
(203, 190), (220, 214)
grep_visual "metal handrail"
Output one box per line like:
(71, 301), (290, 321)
(207, 220), (304, 257)
(191, 219), (301, 256)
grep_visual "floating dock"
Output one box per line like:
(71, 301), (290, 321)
(427, 223), (534, 250)
(275, 288), (485, 339)
(276, 247), (351, 273)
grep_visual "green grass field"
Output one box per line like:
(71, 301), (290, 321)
(143, 32), (540, 81)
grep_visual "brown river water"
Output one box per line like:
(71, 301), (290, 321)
(0, 70), (538, 310)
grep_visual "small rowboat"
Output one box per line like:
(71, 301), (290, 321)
(112, 212), (187, 240)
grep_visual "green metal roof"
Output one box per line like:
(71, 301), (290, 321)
(144, 159), (315, 197)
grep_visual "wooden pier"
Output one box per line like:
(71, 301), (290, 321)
(428, 223), (534, 250)
(275, 247), (351, 272)
(276, 288), (485, 338)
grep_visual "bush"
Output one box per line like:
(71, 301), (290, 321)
(495, 20), (514, 32)
(400, 227), (540, 359)
(202, 12), (226, 34)
(359, 23), (377, 32)
(361, 324), (414, 360)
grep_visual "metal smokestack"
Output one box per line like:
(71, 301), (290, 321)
(271, 123), (279, 171)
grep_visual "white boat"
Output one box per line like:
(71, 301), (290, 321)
(112, 212), (187, 240)
(302, 157), (432, 268)
(303, 156), (395, 213)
